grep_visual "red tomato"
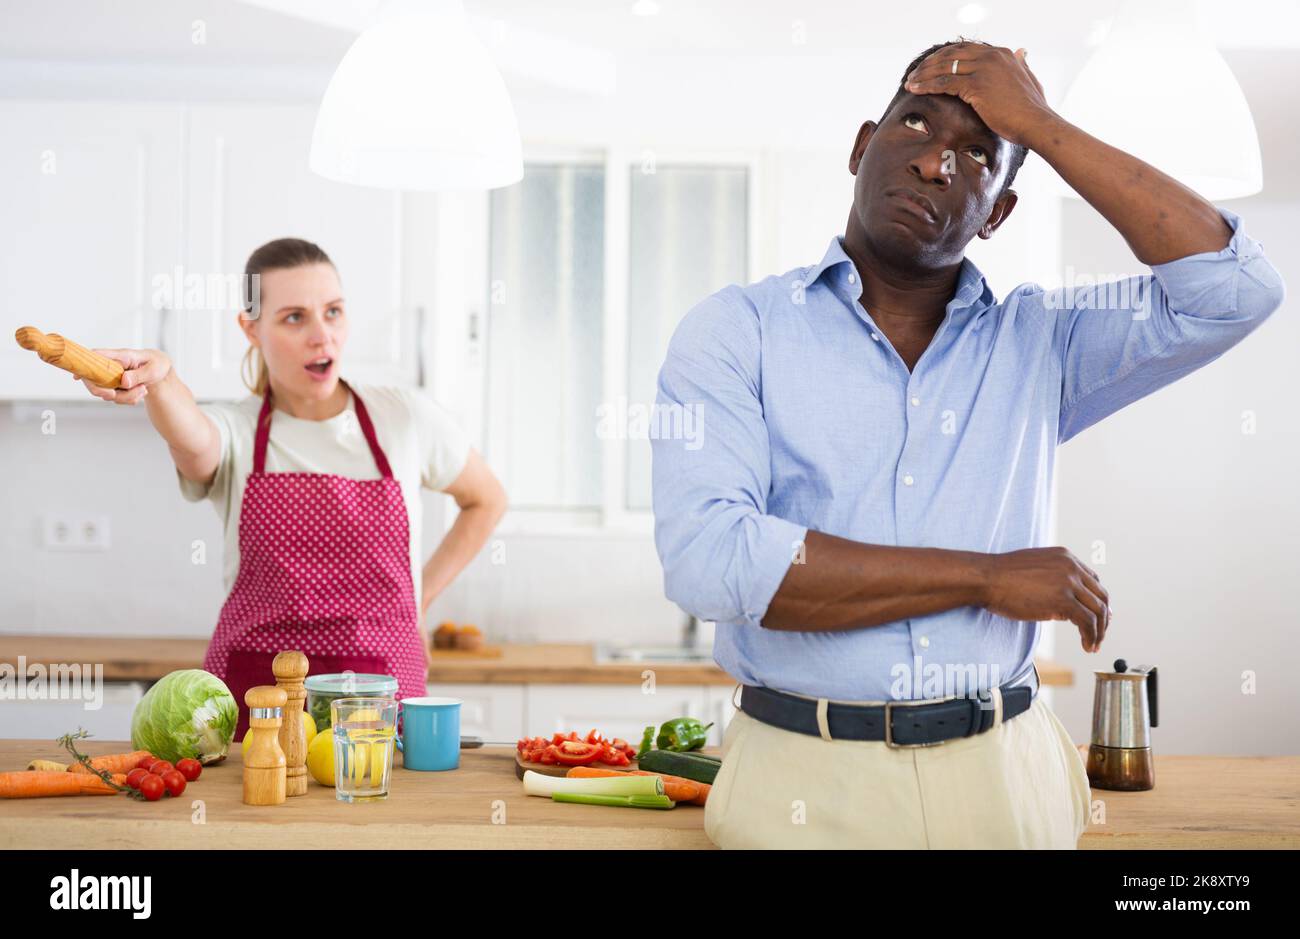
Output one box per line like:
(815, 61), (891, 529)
(138, 774), (165, 801)
(553, 741), (604, 766)
(125, 768), (150, 790)
(160, 770), (187, 798)
(138, 756), (160, 772)
(149, 761), (174, 776)
(175, 758), (202, 782)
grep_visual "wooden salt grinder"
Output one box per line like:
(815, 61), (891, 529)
(242, 686), (287, 806)
(273, 650), (310, 797)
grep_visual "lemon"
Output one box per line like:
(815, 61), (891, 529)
(306, 728), (336, 786)
(242, 711), (317, 759)
(301, 710), (318, 747)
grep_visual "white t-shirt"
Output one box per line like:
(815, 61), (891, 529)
(177, 383), (470, 612)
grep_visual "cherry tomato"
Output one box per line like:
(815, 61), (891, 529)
(138, 774), (165, 801)
(125, 768), (150, 790)
(175, 758), (202, 782)
(138, 756), (160, 772)
(149, 761), (174, 776)
(160, 770), (186, 798)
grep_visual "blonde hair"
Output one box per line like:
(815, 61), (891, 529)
(239, 237), (335, 397)
(240, 344), (270, 397)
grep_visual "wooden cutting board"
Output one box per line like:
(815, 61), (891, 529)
(514, 753), (640, 779)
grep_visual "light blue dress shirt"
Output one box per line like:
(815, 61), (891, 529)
(651, 207), (1285, 702)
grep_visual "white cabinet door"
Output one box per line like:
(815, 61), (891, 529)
(703, 683), (739, 746)
(0, 102), (184, 400)
(524, 684), (711, 744)
(0, 681), (146, 741)
(425, 682), (526, 742)
(181, 106), (416, 400)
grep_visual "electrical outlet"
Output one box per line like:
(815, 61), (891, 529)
(41, 515), (111, 552)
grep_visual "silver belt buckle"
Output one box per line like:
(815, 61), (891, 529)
(883, 696), (954, 749)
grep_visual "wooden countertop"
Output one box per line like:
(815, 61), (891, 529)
(0, 739), (1294, 849)
(0, 738), (713, 849)
(0, 636), (1074, 687)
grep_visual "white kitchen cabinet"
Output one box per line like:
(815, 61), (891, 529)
(0, 102), (185, 400)
(425, 681), (526, 743)
(181, 106), (418, 400)
(524, 684), (712, 745)
(0, 681), (146, 741)
(703, 683), (740, 746)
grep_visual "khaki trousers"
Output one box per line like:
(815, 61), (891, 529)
(704, 693), (1091, 849)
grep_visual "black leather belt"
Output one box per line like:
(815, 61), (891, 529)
(739, 682), (1034, 747)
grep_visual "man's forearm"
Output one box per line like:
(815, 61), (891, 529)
(762, 530), (990, 632)
(1024, 114), (1232, 265)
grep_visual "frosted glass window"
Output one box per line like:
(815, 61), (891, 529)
(625, 165), (748, 511)
(487, 163), (605, 510)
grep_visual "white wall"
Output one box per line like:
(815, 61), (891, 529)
(1050, 196), (1299, 755)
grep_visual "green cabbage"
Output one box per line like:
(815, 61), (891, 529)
(131, 669), (238, 765)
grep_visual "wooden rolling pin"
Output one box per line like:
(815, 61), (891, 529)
(14, 326), (124, 388)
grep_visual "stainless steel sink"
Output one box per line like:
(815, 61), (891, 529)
(594, 644), (715, 664)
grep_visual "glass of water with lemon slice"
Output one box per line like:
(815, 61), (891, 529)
(330, 697), (398, 802)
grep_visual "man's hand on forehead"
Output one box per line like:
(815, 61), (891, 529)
(904, 42), (1054, 150)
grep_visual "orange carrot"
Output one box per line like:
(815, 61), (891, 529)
(0, 771), (127, 798)
(67, 750), (152, 775)
(565, 766), (709, 805)
(632, 770), (711, 806)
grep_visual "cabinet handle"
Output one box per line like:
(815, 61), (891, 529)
(416, 304), (426, 387)
(157, 305), (169, 354)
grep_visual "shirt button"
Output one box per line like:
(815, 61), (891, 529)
(848, 273), (857, 284)
(919, 636), (930, 648)
(903, 474), (914, 486)
(870, 332), (881, 342)
(910, 396), (920, 406)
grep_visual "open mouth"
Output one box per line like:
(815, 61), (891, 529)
(305, 357), (334, 376)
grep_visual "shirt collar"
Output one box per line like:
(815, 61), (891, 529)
(805, 235), (991, 311)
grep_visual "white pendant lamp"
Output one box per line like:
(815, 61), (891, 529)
(1058, 0), (1262, 200)
(310, 0), (523, 191)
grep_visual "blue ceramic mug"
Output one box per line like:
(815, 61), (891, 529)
(395, 697), (462, 771)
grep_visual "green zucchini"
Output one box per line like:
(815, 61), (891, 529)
(638, 748), (720, 784)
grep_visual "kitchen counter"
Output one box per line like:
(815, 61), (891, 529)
(0, 637), (1075, 687)
(0, 739), (1294, 849)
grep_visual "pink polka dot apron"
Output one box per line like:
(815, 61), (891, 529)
(202, 381), (426, 742)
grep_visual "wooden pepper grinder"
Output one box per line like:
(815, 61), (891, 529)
(242, 686), (287, 806)
(273, 650), (310, 797)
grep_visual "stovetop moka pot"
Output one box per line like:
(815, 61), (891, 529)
(1087, 659), (1159, 791)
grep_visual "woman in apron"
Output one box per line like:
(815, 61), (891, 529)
(81, 237), (507, 741)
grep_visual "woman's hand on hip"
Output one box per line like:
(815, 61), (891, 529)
(80, 348), (172, 405)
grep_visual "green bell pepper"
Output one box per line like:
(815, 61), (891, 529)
(655, 717), (714, 752)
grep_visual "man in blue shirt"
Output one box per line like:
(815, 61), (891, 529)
(651, 40), (1285, 848)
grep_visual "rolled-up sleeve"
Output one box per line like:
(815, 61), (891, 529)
(650, 289), (808, 627)
(1053, 207), (1286, 444)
